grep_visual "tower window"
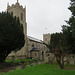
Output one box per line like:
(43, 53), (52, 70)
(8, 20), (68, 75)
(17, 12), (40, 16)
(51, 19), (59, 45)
(45, 38), (47, 41)
(21, 13), (23, 21)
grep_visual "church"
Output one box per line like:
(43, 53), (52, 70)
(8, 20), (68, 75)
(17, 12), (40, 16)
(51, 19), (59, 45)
(6, 0), (51, 61)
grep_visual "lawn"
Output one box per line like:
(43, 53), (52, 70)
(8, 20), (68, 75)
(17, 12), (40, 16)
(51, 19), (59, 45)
(0, 64), (75, 75)
(5, 59), (35, 63)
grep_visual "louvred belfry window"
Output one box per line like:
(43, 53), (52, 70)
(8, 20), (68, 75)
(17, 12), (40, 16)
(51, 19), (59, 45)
(21, 13), (23, 21)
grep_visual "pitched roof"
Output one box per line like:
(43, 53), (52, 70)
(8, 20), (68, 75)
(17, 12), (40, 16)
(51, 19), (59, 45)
(27, 36), (43, 43)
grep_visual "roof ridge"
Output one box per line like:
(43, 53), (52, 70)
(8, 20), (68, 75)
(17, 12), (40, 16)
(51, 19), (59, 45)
(27, 35), (43, 43)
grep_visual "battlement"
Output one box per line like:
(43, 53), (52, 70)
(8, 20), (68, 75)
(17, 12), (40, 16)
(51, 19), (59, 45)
(43, 33), (51, 36)
(7, 2), (25, 11)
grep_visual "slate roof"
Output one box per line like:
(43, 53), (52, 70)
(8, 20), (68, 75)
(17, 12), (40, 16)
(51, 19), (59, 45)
(27, 36), (43, 43)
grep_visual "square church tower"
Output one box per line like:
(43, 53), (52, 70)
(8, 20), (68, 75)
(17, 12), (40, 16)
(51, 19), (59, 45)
(7, 0), (27, 58)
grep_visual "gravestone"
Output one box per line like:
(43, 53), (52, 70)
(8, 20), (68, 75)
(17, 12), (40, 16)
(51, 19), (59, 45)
(69, 54), (75, 65)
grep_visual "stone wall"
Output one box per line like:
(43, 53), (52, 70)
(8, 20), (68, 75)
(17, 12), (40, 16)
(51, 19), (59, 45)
(43, 33), (51, 44)
(68, 54), (75, 65)
(27, 38), (45, 59)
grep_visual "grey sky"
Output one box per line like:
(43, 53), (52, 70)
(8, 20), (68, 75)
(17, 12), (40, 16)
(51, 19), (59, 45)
(0, 0), (71, 40)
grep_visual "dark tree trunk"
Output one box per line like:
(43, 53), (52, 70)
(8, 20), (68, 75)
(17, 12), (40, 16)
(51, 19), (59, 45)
(60, 62), (64, 69)
(61, 57), (65, 69)
(56, 57), (64, 69)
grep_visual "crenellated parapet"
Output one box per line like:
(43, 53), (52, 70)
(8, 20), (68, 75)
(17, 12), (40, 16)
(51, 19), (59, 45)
(43, 33), (50, 35)
(7, 2), (25, 12)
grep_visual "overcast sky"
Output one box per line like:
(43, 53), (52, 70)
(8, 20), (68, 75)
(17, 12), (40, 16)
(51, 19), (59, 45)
(0, 0), (71, 40)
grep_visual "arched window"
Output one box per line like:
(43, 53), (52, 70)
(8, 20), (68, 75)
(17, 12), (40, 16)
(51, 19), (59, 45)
(21, 13), (23, 21)
(45, 38), (47, 41)
(32, 44), (34, 47)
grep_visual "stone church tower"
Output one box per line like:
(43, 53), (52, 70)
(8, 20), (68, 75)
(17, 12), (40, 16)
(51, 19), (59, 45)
(7, 0), (27, 58)
(43, 33), (51, 44)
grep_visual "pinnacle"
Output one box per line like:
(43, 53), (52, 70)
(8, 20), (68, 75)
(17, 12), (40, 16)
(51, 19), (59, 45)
(17, 0), (19, 3)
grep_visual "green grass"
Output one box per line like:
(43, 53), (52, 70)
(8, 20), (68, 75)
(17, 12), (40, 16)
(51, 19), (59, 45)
(5, 60), (12, 63)
(5, 59), (35, 63)
(65, 63), (75, 67)
(0, 64), (75, 75)
(65, 64), (75, 70)
(23, 59), (35, 62)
